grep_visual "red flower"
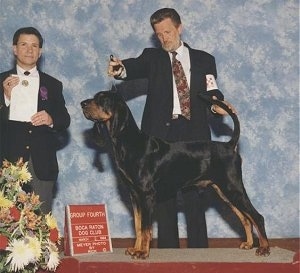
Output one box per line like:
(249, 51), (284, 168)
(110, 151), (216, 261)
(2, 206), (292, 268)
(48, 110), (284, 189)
(9, 206), (21, 221)
(49, 228), (59, 242)
(0, 234), (8, 249)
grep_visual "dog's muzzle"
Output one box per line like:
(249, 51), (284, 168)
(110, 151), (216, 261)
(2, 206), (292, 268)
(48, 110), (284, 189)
(81, 99), (91, 109)
(81, 99), (94, 120)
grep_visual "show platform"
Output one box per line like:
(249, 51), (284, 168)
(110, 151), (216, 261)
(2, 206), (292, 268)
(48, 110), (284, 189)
(53, 245), (299, 273)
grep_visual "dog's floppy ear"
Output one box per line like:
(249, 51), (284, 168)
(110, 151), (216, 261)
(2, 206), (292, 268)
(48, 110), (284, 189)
(109, 94), (130, 137)
(92, 122), (107, 147)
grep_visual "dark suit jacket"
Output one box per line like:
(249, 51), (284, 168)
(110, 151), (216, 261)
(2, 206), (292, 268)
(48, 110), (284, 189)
(0, 68), (70, 180)
(121, 43), (223, 142)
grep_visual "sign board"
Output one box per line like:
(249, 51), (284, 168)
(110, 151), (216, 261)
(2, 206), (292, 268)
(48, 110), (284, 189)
(64, 204), (112, 256)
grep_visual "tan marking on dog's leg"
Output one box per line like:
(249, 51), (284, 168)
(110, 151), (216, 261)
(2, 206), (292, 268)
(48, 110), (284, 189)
(243, 212), (270, 256)
(129, 227), (152, 259)
(194, 180), (213, 188)
(125, 209), (152, 259)
(125, 202), (142, 257)
(211, 184), (254, 250)
(140, 228), (152, 259)
(133, 204), (142, 249)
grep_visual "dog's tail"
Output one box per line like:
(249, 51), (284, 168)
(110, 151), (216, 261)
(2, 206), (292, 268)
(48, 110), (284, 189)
(198, 92), (240, 148)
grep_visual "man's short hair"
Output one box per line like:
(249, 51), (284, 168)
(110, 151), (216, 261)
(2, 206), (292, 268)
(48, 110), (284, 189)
(150, 8), (181, 29)
(13, 27), (44, 48)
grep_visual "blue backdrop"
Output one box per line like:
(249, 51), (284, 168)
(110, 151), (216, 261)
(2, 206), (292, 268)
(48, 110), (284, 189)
(0, 0), (299, 239)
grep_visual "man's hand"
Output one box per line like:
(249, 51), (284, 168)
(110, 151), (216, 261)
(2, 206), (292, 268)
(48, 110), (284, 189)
(211, 96), (237, 115)
(3, 75), (19, 100)
(31, 110), (53, 127)
(107, 55), (124, 77)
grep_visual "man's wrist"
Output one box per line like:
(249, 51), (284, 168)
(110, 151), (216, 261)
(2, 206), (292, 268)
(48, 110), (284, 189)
(117, 66), (126, 79)
(211, 105), (217, 114)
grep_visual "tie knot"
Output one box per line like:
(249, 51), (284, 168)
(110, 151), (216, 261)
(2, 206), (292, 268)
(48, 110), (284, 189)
(24, 71), (30, 76)
(171, 51), (178, 63)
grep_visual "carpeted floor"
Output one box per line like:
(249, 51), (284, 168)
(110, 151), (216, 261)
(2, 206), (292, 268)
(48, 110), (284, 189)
(70, 247), (295, 263)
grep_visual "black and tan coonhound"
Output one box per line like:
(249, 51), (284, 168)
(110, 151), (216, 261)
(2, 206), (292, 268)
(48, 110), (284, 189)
(81, 91), (270, 259)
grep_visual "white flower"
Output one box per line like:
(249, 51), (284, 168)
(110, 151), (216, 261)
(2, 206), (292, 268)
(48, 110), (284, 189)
(27, 236), (42, 260)
(0, 159), (61, 272)
(5, 238), (36, 271)
(46, 241), (60, 271)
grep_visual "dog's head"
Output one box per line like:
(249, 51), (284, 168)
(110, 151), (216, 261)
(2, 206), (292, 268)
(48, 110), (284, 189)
(81, 91), (130, 137)
(81, 91), (116, 122)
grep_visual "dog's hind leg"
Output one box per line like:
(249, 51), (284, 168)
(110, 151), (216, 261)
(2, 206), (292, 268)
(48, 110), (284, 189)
(210, 184), (254, 250)
(218, 154), (270, 256)
(242, 211), (270, 256)
(210, 183), (270, 256)
(225, 183), (270, 256)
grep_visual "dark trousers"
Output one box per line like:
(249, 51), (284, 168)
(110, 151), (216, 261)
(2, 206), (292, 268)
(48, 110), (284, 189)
(25, 158), (55, 214)
(156, 189), (208, 248)
(156, 115), (210, 248)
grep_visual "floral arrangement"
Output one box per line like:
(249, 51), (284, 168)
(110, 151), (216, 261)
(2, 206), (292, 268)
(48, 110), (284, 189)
(0, 159), (61, 273)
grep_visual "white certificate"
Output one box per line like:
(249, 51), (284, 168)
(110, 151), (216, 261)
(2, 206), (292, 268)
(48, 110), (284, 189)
(9, 75), (39, 122)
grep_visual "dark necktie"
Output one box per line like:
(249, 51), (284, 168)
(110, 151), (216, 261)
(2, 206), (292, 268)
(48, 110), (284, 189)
(171, 51), (191, 120)
(24, 71), (30, 76)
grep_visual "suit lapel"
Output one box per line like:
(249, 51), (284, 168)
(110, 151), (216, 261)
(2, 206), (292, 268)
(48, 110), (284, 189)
(37, 71), (48, 111)
(158, 48), (173, 93)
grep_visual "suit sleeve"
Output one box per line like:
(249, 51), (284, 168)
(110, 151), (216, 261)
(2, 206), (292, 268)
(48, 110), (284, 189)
(205, 54), (224, 101)
(0, 72), (11, 162)
(120, 49), (153, 80)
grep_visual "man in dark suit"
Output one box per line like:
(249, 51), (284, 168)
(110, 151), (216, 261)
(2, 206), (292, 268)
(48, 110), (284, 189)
(0, 27), (70, 214)
(108, 8), (234, 248)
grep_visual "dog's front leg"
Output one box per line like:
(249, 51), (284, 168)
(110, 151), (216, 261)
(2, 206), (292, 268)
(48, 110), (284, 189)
(125, 195), (153, 259)
(140, 225), (152, 259)
(125, 197), (143, 257)
(138, 194), (154, 259)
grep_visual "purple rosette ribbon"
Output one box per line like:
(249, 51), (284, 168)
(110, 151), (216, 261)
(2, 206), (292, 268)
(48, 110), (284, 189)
(40, 86), (48, 100)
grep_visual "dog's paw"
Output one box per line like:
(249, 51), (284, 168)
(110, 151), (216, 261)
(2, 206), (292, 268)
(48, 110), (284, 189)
(239, 242), (253, 250)
(255, 246), (271, 256)
(125, 247), (149, 259)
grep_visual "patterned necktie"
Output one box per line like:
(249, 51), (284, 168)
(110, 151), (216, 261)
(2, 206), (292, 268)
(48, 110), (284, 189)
(171, 51), (191, 120)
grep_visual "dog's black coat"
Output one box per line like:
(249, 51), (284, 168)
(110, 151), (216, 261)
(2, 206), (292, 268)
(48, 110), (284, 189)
(81, 91), (270, 259)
